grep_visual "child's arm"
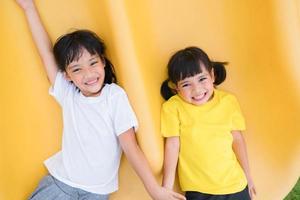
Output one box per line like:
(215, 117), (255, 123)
(232, 131), (256, 199)
(119, 129), (185, 200)
(162, 137), (180, 190)
(16, 0), (58, 85)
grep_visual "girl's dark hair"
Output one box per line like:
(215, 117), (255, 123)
(53, 30), (117, 84)
(161, 46), (227, 100)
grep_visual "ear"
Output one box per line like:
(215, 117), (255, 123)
(174, 83), (182, 93)
(63, 71), (72, 81)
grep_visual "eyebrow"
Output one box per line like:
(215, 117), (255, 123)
(179, 80), (190, 85)
(68, 64), (79, 69)
(198, 74), (208, 78)
(89, 56), (99, 61)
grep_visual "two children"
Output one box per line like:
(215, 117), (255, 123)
(17, 1), (255, 200)
(17, 0), (186, 200)
(160, 47), (256, 200)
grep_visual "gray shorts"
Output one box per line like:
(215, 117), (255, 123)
(28, 175), (109, 200)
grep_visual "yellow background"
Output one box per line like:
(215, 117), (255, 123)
(1, 0), (300, 200)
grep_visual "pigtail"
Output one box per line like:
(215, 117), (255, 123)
(161, 79), (176, 100)
(212, 61), (227, 85)
(103, 57), (117, 84)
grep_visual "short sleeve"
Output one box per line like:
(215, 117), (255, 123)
(231, 96), (246, 131)
(161, 101), (180, 137)
(111, 90), (138, 136)
(49, 72), (73, 105)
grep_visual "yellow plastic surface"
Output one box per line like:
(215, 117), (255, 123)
(1, 1), (300, 199)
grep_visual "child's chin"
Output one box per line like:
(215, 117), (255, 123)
(192, 98), (209, 105)
(193, 102), (205, 106)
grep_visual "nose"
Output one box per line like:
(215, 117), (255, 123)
(83, 67), (94, 78)
(193, 84), (203, 95)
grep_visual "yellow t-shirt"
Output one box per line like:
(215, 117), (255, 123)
(161, 89), (247, 194)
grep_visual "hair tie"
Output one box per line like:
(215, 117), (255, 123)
(168, 81), (176, 90)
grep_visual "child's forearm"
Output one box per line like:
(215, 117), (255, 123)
(162, 137), (179, 189)
(119, 129), (185, 200)
(17, 0), (58, 84)
(118, 129), (160, 197)
(231, 131), (252, 179)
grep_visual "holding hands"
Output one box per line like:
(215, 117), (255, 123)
(152, 186), (185, 200)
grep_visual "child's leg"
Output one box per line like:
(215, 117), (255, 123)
(28, 175), (74, 200)
(77, 190), (109, 200)
(227, 186), (250, 200)
(28, 175), (109, 200)
(185, 191), (212, 200)
(185, 186), (250, 200)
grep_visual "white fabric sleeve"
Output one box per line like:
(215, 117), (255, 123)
(49, 72), (73, 106)
(111, 90), (138, 136)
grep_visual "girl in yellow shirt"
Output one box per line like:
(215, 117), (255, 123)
(161, 47), (256, 200)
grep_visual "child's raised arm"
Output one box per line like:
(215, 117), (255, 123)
(16, 0), (58, 85)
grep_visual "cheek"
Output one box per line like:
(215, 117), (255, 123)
(101, 67), (106, 74)
(93, 67), (104, 75)
(179, 89), (190, 98)
(205, 81), (214, 89)
(70, 75), (83, 84)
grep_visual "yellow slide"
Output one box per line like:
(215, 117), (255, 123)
(1, 1), (300, 199)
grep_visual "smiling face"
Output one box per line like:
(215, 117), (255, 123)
(176, 65), (215, 106)
(65, 48), (105, 97)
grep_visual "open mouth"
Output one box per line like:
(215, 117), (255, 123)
(85, 77), (99, 86)
(192, 92), (207, 101)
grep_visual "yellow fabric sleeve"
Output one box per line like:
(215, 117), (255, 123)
(230, 95), (246, 131)
(161, 100), (180, 137)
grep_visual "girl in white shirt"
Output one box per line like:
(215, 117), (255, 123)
(16, 1), (186, 200)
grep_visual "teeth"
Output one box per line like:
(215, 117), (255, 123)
(85, 78), (98, 85)
(193, 93), (205, 100)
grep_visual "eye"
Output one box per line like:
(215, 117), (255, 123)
(182, 83), (190, 88)
(72, 68), (81, 73)
(199, 77), (207, 82)
(90, 61), (98, 66)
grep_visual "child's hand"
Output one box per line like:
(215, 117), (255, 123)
(247, 178), (257, 199)
(151, 186), (186, 200)
(16, 0), (35, 11)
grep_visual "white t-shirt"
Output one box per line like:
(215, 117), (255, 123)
(44, 72), (138, 194)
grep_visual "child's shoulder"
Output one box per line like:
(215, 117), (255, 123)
(216, 89), (235, 98)
(215, 89), (239, 104)
(104, 83), (127, 97)
(162, 95), (183, 109)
